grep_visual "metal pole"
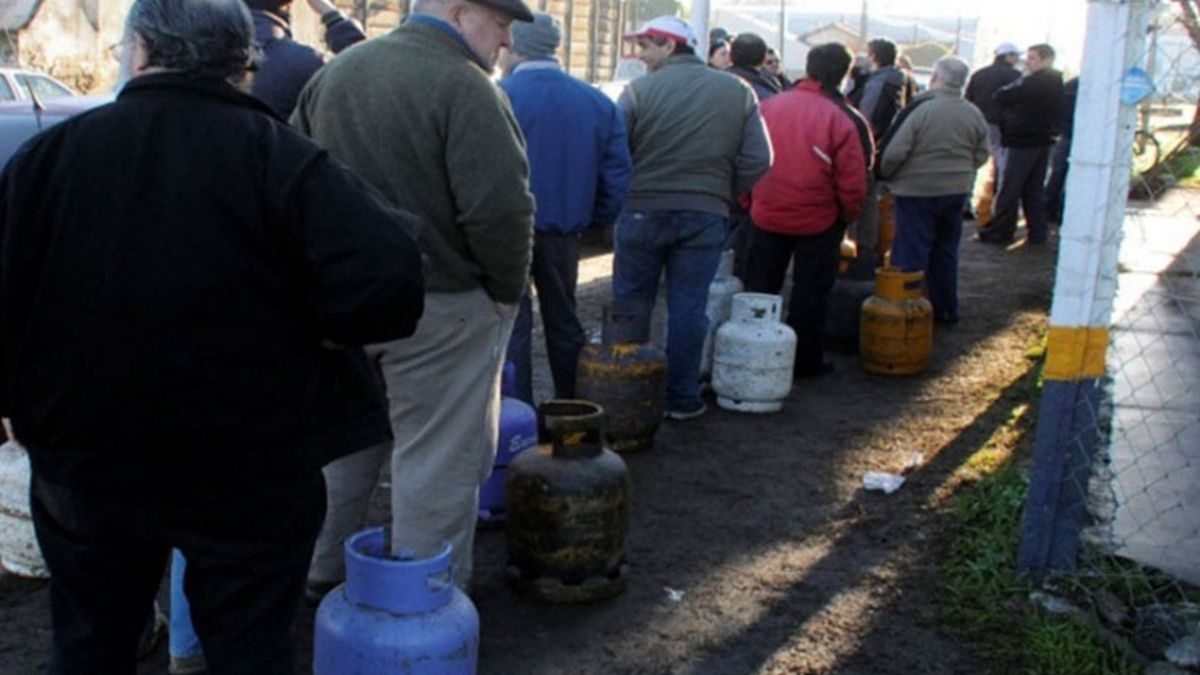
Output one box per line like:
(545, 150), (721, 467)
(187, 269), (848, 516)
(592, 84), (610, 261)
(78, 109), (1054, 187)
(691, 0), (710, 63)
(778, 0), (785, 65)
(1017, 0), (1150, 580)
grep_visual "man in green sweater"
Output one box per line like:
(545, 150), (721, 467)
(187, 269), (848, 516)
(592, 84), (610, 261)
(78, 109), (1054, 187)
(292, 0), (535, 592)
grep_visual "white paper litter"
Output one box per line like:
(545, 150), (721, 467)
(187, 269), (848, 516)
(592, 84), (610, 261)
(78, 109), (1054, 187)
(862, 471), (906, 494)
(902, 452), (925, 473)
(663, 587), (685, 602)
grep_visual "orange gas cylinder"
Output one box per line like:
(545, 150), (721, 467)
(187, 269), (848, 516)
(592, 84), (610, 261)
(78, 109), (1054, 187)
(975, 176), (995, 228)
(859, 268), (933, 375)
(877, 193), (896, 266)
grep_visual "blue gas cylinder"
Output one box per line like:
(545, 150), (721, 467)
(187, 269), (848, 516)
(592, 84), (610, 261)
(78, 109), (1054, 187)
(478, 362), (538, 522)
(314, 529), (479, 675)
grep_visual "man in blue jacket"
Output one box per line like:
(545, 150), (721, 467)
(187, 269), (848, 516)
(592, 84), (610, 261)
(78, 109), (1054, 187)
(500, 12), (632, 403)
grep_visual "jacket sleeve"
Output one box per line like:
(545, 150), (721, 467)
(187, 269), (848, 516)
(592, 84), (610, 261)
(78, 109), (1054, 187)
(445, 78), (535, 305)
(972, 114), (991, 170)
(878, 108), (917, 181)
(593, 103), (632, 226)
(833, 116), (869, 225)
(993, 77), (1024, 108)
(734, 101), (773, 196)
(289, 153), (425, 345)
(322, 11), (367, 54)
(617, 86), (636, 144)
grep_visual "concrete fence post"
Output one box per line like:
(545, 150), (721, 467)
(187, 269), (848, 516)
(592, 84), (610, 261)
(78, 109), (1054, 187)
(1016, 0), (1150, 580)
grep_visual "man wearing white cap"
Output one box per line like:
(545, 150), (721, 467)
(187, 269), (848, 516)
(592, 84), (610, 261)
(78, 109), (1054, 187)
(966, 42), (1022, 187)
(614, 15), (772, 420)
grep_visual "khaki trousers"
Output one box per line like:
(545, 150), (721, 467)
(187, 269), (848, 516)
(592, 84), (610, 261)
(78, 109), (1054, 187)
(309, 288), (516, 588)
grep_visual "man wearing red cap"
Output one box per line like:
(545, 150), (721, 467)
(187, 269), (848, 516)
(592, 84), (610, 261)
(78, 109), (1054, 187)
(614, 15), (772, 421)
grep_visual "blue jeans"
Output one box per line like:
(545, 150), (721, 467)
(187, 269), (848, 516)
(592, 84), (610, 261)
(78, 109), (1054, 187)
(892, 194), (967, 322)
(613, 209), (726, 411)
(169, 550), (204, 661)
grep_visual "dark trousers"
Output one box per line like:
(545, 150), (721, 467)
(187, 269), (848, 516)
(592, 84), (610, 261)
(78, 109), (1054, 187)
(745, 222), (844, 374)
(1044, 135), (1071, 223)
(892, 194), (967, 322)
(31, 468), (326, 674)
(984, 145), (1051, 242)
(506, 231), (586, 404)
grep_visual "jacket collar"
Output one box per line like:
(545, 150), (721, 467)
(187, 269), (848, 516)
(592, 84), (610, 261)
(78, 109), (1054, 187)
(512, 57), (561, 74)
(252, 9), (291, 40)
(117, 72), (281, 121)
(659, 54), (704, 70)
(404, 15), (491, 72)
(728, 64), (779, 93)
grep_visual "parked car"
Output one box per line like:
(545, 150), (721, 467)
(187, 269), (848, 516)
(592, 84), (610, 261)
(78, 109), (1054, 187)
(0, 95), (111, 169)
(0, 67), (77, 103)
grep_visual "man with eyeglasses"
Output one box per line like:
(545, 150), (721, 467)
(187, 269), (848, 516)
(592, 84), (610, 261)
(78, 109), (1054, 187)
(0, 0), (425, 670)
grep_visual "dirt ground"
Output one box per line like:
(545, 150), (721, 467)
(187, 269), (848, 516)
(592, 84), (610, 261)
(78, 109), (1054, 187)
(0, 223), (1057, 674)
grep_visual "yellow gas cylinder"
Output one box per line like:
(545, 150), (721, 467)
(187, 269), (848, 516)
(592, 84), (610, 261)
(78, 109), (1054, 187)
(877, 193), (896, 266)
(975, 177), (995, 228)
(859, 267), (933, 375)
(838, 237), (858, 276)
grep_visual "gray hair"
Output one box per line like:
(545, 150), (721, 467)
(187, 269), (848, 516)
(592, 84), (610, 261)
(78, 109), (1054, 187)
(933, 56), (970, 90)
(126, 0), (256, 79)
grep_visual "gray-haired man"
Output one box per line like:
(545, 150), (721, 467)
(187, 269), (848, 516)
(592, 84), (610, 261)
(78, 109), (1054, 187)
(295, 0), (535, 593)
(878, 56), (989, 323)
(0, 0), (425, 670)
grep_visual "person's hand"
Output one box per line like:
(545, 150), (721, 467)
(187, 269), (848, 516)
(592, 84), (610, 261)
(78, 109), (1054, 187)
(305, 0), (340, 16)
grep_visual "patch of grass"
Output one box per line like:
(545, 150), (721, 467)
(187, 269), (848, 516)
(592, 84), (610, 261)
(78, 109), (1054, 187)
(1021, 620), (1142, 675)
(1166, 146), (1200, 186)
(939, 361), (1142, 674)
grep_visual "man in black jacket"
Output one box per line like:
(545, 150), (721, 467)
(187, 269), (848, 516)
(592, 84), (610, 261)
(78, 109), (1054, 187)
(979, 43), (1065, 245)
(727, 33), (781, 102)
(966, 42), (1022, 189)
(246, 0), (366, 118)
(849, 37), (915, 273)
(0, 0), (424, 670)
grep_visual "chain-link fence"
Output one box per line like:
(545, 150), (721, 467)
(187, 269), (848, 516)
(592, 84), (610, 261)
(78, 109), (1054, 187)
(1020, 0), (1200, 668)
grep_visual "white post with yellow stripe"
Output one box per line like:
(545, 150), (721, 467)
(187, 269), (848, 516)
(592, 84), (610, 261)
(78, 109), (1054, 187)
(1016, 0), (1150, 579)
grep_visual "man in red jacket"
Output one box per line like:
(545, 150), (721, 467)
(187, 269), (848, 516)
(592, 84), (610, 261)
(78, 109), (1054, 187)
(747, 42), (872, 377)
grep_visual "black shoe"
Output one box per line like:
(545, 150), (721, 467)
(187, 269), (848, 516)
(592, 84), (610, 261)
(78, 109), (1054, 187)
(1025, 236), (1047, 245)
(973, 233), (1010, 245)
(795, 362), (835, 379)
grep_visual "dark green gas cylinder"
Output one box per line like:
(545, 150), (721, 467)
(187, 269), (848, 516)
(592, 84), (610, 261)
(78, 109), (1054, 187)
(505, 400), (630, 603)
(575, 308), (667, 453)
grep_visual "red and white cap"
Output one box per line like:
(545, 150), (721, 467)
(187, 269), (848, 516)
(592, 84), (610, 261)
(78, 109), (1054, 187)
(623, 16), (697, 49)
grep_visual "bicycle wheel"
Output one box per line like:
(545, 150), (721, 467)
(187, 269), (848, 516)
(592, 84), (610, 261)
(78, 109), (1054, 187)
(1132, 129), (1161, 174)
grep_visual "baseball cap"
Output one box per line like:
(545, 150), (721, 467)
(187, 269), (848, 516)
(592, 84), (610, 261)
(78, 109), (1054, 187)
(470, 0), (534, 22)
(624, 16), (698, 49)
(994, 42), (1021, 57)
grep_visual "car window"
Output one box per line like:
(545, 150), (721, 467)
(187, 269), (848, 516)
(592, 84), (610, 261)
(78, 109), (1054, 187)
(0, 77), (14, 101)
(14, 74), (73, 100)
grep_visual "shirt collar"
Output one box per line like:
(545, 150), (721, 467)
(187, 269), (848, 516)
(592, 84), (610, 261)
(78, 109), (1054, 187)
(405, 14), (491, 72)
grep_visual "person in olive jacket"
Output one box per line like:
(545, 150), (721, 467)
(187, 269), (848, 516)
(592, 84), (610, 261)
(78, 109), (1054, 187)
(978, 43), (1065, 245)
(294, 0), (536, 593)
(0, 0), (424, 670)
